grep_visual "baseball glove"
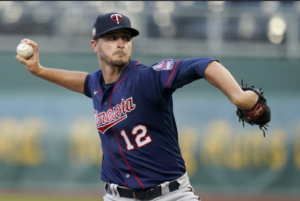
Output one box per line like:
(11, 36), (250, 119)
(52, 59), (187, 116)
(236, 80), (271, 137)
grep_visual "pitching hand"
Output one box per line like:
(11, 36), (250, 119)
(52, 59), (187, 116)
(15, 38), (43, 75)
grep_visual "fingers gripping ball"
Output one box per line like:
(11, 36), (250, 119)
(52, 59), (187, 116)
(236, 79), (271, 137)
(16, 43), (33, 59)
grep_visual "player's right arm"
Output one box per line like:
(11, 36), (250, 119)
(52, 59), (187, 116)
(15, 39), (88, 94)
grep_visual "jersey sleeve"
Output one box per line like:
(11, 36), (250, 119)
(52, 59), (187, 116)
(168, 57), (218, 90)
(138, 57), (217, 104)
(84, 74), (92, 98)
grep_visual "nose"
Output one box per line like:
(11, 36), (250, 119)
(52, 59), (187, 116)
(117, 38), (124, 49)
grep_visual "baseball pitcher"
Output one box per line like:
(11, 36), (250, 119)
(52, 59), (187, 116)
(16, 12), (270, 201)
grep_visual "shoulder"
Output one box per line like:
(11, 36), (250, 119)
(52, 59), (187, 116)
(131, 59), (178, 73)
(151, 59), (177, 71)
(180, 57), (217, 64)
(126, 59), (147, 73)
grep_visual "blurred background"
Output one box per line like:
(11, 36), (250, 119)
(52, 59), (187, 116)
(0, 1), (299, 201)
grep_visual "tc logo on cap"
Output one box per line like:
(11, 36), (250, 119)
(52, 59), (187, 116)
(111, 14), (123, 24)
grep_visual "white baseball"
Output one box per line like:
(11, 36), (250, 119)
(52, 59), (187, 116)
(16, 43), (33, 59)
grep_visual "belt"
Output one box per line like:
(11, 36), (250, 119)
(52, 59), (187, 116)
(105, 180), (180, 200)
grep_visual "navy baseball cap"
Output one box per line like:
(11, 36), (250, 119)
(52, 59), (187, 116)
(92, 12), (139, 40)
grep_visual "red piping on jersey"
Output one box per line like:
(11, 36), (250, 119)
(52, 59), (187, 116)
(108, 141), (121, 172)
(133, 62), (141, 67)
(112, 127), (145, 189)
(97, 85), (103, 98)
(109, 74), (145, 189)
(109, 75), (127, 108)
(108, 136), (125, 186)
(166, 60), (180, 88)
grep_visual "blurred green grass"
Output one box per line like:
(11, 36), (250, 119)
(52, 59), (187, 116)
(0, 194), (103, 201)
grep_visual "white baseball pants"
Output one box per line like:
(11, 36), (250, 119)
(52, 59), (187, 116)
(103, 172), (201, 201)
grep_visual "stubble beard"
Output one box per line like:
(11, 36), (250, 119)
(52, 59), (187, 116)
(98, 46), (131, 68)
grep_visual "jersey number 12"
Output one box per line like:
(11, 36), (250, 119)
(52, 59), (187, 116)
(120, 125), (152, 151)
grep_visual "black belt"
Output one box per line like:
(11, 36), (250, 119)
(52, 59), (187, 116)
(105, 180), (180, 200)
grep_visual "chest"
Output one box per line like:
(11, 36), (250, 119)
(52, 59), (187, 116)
(92, 79), (154, 134)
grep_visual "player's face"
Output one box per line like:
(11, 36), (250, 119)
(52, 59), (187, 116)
(97, 29), (132, 68)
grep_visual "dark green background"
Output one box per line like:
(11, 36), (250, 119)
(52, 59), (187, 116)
(0, 51), (299, 197)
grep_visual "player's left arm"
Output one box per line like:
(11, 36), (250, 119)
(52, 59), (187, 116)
(204, 61), (257, 110)
(205, 61), (271, 135)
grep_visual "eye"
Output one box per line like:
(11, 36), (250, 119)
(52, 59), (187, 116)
(123, 36), (131, 41)
(108, 36), (116, 40)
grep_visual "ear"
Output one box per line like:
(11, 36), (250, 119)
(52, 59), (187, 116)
(90, 40), (99, 53)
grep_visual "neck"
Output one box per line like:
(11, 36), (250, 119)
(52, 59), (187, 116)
(99, 61), (128, 84)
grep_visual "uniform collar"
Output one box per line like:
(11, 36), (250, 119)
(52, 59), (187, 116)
(98, 59), (139, 95)
(115, 59), (139, 81)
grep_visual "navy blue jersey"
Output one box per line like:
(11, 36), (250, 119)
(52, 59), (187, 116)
(84, 57), (216, 190)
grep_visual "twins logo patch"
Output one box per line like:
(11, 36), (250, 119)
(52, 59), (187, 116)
(152, 59), (174, 71)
